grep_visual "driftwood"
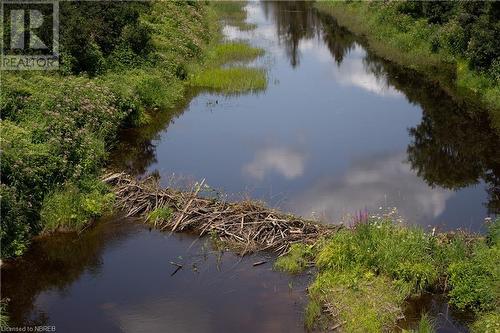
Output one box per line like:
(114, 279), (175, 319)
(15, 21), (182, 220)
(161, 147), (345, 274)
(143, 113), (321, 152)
(102, 172), (340, 255)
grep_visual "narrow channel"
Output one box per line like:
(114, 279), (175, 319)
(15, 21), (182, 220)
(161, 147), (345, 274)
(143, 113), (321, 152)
(2, 2), (498, 332)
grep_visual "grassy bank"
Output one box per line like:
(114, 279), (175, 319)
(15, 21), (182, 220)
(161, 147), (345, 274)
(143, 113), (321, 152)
(0, 1), (264, 258)
(275, 218), (500, 332)
(315, 1), (500, 131)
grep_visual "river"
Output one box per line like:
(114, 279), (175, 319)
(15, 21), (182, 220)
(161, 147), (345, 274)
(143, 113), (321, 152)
(2, 2), (498, 332)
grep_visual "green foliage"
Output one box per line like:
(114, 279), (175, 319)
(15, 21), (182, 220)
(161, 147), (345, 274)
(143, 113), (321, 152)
(0, 300), (8, 330)
(316, 1), (500, 125)
(305, 220), (437, 331)
(274, 243), (313, 274)
(403, 313), (435, 333)
(304, 299), (321, 329)
(486, 218), (500, 247)
(308, 268), (409, 332)
(470, 312), (500, 333)
(0, 1), (218, 257)
(316, 220), (437, 292)
(302, 219), (500, 331)
(0, 184), (34, 257)
(41, 179), (114, 232)
(59, 2), (152, 75)
(445, 219), (499, 316)
(147, 207), (173, 223)
(447, 242), (499, 312)
(190, 67), (267, 93)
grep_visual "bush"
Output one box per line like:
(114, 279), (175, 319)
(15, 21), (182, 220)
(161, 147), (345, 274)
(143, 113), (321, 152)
(447, 242), (499, 312)
(41, 179), (114, 232)
(59, 2), (152, 75)
(0, 185), (35, 257)
(467, 16), (500, 71)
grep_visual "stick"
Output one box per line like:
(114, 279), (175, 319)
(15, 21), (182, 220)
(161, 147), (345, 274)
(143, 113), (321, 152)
(172, 179), (205, 231)
(252, 260), (267, 267)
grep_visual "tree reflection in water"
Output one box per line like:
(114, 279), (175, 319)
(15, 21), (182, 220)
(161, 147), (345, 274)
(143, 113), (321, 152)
(267, 1), (499, 215)
(111, 1), (500, 216)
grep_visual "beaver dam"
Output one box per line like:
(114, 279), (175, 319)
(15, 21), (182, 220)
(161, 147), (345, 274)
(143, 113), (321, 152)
(103, 172), (340, 255)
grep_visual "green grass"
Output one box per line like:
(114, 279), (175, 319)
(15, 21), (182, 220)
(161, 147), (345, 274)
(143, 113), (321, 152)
(315, 1), (500, 132)
(308, 268), (408, 332)
(190, 40), (267, 94)
(190, 67), (267, 93)
(274, 243), (313, 274)
(403, 313), (436, 333)
(277, 218), (500, 331)
(470, 312), (500, 333)
(40, 179), (115, 232)
(212, 1), (257, 31)
(208, 42), (264, 66)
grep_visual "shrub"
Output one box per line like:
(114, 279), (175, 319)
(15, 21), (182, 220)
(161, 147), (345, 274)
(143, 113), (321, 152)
(447, 243), (499, 312)
(467, 16), (500, 71)
(0, 185), (35, 257)
(40, 179), (114, 232)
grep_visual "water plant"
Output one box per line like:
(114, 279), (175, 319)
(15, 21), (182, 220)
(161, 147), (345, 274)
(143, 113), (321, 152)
(190, 67), (267, 93)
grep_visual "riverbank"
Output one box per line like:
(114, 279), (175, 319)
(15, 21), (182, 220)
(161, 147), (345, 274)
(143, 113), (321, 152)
(315, 1), (500, 132)
(275, 217), (499, 332)
(0, 1), (265, 259)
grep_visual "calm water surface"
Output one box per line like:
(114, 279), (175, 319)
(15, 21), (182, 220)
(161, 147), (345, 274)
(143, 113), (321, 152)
(114, 1), (499, 231)
(3, 2), (499, 332)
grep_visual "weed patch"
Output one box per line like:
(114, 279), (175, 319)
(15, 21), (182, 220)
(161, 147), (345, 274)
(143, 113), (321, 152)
(190, 67), (266, 93)
(208, 42), (264, 66)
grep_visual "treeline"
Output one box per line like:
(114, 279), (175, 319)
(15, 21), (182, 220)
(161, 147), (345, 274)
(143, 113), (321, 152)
(59, 2), (153, 76)
(395, 1), (499, 74)
(316, 1), (500, 126)
(1, 1), (214, 258)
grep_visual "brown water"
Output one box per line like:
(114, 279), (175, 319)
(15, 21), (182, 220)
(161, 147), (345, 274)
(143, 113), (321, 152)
(3, 2), (499, 332)
(2, 217), (310, 332)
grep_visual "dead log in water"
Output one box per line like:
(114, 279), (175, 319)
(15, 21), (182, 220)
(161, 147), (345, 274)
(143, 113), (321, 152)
(102, 172), (341, 255)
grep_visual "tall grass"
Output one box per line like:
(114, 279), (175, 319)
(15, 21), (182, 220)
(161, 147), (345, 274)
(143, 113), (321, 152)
(190, 67), (266, 93)
(212, 1), (257, 31)
(276, 218), (500, 332)
(209, 43), (264, 65)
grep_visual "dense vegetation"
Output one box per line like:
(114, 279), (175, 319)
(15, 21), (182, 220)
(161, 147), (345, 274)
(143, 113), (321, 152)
(1, 1), (265, 258)
(275, 218), (500, 332)
(316, 1), (500, 130)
